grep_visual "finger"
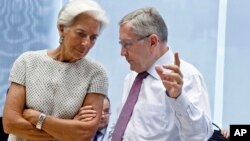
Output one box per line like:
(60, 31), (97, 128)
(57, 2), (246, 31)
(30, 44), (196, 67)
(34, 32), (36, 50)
(162, 65), (178, 71)
(162, 65), (183, 78)
(225, 132), (229, 138)
(162, 80), (182, 98)
(80, 105), (93, 110)
(165, 72), (183, 85)
(78, 109), (97, 115)
(78, 113), (96, 119)
(162, 80), (179, 88)
(221, 130), (230, 138)
(82, 113), (96, 118)
(174, 52), (180, 67)
(226, 132), (230, 138)
(162, 74), (183, 86)
(155, 65), (164, 80)
(156, 65), (182, 84)
(79, 106), (96, 113)
(80, 117), (94, 122)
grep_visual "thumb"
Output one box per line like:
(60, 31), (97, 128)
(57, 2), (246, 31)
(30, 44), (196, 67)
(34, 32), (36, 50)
(155, 65), (164, 78)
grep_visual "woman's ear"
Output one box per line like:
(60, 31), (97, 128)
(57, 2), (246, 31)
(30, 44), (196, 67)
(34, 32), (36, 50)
(58, 24), (65, 36)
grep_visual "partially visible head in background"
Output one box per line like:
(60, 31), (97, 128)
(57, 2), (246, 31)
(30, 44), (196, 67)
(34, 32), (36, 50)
(98, 96), (111, 131)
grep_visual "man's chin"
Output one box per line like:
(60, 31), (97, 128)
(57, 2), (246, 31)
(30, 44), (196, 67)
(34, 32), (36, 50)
(98, 125), (105, 130)
(130, 65), (135, 71)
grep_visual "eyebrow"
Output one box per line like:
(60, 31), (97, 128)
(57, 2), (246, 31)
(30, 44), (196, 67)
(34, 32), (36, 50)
(75, 28), (99, 37)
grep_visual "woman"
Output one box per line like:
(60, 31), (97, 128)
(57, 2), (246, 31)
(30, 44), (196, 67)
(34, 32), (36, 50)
(3, 0), (108, 141)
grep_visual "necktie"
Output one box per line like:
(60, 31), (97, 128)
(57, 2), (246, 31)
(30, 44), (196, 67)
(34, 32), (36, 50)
(93, 131), (102, 141)
(111, 71), (149, 141)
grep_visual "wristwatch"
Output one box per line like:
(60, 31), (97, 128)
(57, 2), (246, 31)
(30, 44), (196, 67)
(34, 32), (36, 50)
(36, 113), (46, 130)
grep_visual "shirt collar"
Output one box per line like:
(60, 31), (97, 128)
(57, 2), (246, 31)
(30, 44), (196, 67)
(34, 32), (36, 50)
(99, 127), (107, 135)
(147, 48), (174, 80)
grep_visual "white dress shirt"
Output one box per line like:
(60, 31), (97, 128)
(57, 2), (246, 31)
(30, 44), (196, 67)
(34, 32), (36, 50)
(110, 49), (213, 141)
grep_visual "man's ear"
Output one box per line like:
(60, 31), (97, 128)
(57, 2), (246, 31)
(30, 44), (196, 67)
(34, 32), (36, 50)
(149, 34), (159, 47)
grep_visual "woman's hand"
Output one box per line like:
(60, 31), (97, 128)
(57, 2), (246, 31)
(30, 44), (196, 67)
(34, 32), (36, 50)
(74, 105), (97, 121)
(23, 109), (40, 125)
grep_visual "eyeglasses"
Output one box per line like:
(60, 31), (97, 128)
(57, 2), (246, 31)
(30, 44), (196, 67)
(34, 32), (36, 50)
(119, 34), (151, 49)
(102, 109), (111, 116)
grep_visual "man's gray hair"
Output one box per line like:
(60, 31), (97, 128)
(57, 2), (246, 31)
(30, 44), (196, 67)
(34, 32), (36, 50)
(119, 7), (168, 42)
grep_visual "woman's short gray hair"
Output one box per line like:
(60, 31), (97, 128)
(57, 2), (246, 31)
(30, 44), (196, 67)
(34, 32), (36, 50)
(119, 7), (168, 42)
(58, 0), (108, 31)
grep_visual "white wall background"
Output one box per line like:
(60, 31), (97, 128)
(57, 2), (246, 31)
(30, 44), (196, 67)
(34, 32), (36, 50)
(1, 0), (250, 130)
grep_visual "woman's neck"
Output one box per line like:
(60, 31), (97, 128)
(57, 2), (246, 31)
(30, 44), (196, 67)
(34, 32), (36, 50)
(48, 46), (78, 63)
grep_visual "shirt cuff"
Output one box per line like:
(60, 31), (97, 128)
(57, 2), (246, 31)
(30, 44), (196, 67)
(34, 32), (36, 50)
(168, 93), (190, 117)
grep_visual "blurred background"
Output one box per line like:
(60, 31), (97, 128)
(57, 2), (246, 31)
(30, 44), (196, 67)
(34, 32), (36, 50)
(0, 0), (250, 133)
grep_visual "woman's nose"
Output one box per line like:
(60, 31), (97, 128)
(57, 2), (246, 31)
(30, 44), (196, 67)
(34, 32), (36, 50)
(121, 47), (128, 56)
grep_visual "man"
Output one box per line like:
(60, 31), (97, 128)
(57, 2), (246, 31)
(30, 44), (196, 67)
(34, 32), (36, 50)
(93, 96), (111, 141)
(110, 7), (213, 141)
